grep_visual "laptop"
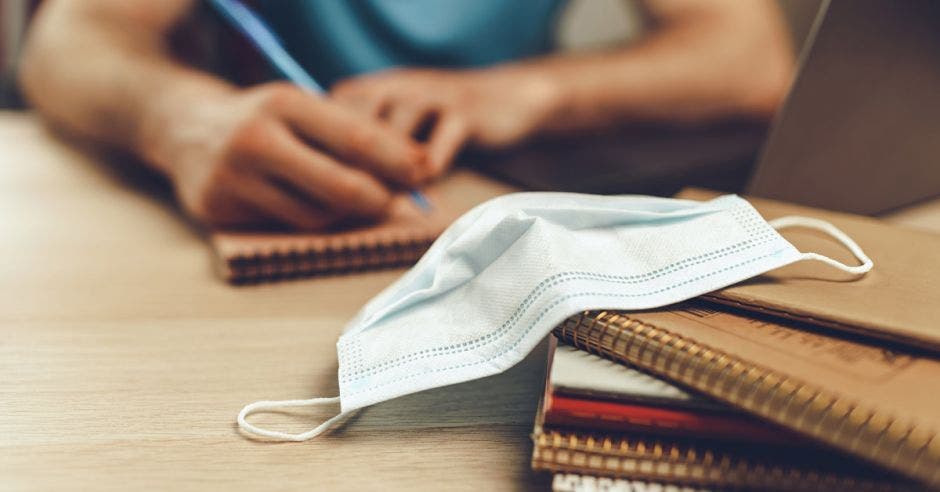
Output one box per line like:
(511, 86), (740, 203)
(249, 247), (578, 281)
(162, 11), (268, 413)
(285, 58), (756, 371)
(473, 0), (940, 215)
(748, 0), (940, 214)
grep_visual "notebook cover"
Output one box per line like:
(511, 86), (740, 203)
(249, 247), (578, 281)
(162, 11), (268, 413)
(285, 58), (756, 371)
(545, 392), (795, 444)
(676, 188), (940, 353)
(548, 341), (793, 443)
(532, 395), (912, 490)
(553, 303), (940, 487)
(210, 169), (516, 283)
(550, 343), (723, 412)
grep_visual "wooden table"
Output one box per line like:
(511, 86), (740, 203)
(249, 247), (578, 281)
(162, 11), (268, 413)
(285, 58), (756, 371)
(0, 112), (545, 491)
(2, 111), (939, 491)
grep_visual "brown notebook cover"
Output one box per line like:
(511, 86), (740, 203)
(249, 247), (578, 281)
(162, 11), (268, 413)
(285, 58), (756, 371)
(210, 170), (516, 283)
(676, 188), (940, 353)
(553, 304), (940, 487)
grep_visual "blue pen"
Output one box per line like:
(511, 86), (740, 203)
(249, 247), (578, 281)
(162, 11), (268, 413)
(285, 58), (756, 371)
(208, 0), (432, 212)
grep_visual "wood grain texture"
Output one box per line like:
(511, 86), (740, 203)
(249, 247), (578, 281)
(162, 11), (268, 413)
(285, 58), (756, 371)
(2, 112), (938, 491)
(0, 113), (546, 491)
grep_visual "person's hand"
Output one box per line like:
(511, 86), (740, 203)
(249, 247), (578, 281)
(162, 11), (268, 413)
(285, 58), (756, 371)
(331, 67), (563, 176)
(150, 82), (428, 230)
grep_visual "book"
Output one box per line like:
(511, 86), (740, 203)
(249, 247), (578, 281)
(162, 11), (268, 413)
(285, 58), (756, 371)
(552, 303), (940, 487)
(550, 342), (724, 411)
(678, 188), (940, 353)
(546, 341), (795, 443)
(545, 393), (791, 443)
(209, 170), (515, 283)
(532, 396), (912, 490)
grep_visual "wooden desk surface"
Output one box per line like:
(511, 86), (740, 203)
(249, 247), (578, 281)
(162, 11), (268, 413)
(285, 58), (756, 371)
(3, 111), (939, 491)
(0, 112), (545, 491)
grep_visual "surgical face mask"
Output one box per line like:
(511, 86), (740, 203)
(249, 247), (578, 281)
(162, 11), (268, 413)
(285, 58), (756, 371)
(237, 192), (872, 441)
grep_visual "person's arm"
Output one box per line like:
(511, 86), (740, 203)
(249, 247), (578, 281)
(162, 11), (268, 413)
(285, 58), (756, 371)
(19, 0), (427, 230)
(332, 0), (794, 174)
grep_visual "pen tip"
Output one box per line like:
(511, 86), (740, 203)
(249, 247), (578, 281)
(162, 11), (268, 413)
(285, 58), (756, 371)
(411, 190), (432, 212)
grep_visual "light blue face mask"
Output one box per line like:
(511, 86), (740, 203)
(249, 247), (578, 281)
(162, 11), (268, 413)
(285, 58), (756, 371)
(237, 192), (872, 441)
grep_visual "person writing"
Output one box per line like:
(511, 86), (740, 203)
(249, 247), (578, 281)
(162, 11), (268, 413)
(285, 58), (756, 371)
(18, 0), (794, 230)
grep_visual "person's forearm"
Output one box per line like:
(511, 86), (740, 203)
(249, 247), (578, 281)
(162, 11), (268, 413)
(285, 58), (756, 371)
(521, 0), (794, 130)
(19, 2), (234, 176)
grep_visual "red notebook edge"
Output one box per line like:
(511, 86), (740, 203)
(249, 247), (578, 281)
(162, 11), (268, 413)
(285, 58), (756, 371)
(545, 336), (802, 444)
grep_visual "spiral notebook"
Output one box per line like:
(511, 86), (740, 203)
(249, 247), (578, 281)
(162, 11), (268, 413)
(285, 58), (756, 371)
(210, 170), (516, 283)
(211, 192), (452, 283)
(532, 386), (911, 490)
(532, 426), (912, 491)
(553, 303), (940, 488)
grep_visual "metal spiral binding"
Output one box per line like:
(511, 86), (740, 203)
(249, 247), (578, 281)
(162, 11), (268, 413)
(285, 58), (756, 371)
(227, 235), (434, 282)
(553, 312), (940, 488)
(532, 428), (911, 491)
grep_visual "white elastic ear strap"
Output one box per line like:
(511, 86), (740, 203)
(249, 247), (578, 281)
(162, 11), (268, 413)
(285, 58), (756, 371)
(237, 396), (348, 441)
(769, 216), (873, 275)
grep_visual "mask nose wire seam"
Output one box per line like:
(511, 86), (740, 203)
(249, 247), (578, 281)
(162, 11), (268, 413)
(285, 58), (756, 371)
(769, 215), (873, 275)
(237, 396), (347, 441)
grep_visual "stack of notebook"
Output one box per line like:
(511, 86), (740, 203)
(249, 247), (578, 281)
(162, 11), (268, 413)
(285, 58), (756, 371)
(531, 190), (940, 491)
(206, 166), (940, 488)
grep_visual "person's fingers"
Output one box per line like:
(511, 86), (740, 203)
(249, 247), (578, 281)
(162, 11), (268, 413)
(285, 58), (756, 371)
(226, 172), (336, 230)
(240, 121), (394, 218)
(334, 82), (433, 132)
(273, 88), (428, 186)
(426, 114), (470, 175)
(362, 94), (391, 120)
(331, 82), (389, 119)
(387, 101), (435, 138)
(192, 185), (271, 229)
(213, 199), (271, 228)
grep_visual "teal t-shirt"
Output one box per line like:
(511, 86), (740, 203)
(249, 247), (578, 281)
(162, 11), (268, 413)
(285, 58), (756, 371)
(261, 0), (565, 88)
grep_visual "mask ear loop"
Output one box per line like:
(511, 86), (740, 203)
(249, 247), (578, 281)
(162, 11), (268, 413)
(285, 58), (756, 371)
(769, 216), (873, 275)
(237, 396), (350, 441)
